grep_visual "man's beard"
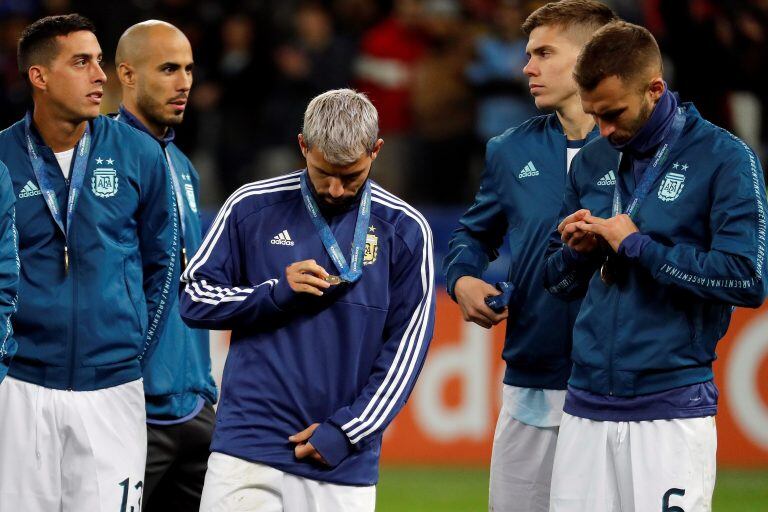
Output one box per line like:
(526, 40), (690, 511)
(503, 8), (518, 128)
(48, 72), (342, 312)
(609, 98), (653, 146)
(136, 89), (183, 128)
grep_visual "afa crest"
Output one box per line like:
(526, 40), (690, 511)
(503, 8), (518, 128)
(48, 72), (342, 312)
(364, 233), (378, 265)
(658, 172), (685, 202)
(92, 168), (118, 198)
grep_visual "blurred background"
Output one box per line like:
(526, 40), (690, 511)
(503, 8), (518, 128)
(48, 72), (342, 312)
(2, 0), (767, 509)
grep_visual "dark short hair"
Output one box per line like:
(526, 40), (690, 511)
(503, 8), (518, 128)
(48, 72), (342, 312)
(573, 21), (662, 91)
(17, 14), (96, 76)
(521, 0), (617, 37)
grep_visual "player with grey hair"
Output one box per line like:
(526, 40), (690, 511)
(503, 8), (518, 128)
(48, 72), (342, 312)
(301, 88), (380, 166)
(180, 88), (435, 511)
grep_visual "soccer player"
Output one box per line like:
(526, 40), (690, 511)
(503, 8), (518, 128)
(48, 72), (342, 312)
(544, 21), (768, 511)
(0, 14), (179, 511)
(114, 20), (217, 511)
(442, 2), (616, 510)
(180, 89), (435, 511)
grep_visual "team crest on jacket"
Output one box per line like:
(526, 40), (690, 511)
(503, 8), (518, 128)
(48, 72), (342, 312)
(92, 168), (118, 198)
(364, 232), (378, 265)
(184, 183), (198, 213)
(658, 172), (685, 202)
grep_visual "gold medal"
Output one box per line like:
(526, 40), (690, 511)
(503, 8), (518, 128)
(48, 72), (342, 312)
(324, 275), (342, 285)
(64, 245), (69, 274)
(181, 247), (188, 273)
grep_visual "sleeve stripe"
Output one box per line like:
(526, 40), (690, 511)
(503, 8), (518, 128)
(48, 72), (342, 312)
(184, 279), (276, 306)
(341, 187), (434, 444)
(187, 280), (254, 300)
(182, 177), (301, 282)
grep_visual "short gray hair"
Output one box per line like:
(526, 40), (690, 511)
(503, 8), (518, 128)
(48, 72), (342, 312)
(302, 89), (379, 166)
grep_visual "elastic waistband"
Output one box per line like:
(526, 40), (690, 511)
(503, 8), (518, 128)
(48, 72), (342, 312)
(569, 362), (714, 397)
(8, 358), (142, 391)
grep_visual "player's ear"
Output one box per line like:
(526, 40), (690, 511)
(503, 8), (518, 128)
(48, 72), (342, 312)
(27, 65), (47, 92)
(116, 62), (136, 87)
(647, 76), (664, 102)
(298, 133), (308, 158)
(370, 138), (384, 161)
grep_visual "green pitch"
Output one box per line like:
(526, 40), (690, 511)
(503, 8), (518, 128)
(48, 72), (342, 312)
(377, 466), (768, 511)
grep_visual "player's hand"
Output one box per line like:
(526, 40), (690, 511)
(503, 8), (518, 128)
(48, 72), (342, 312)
(574, 214), (639, 253)
(454, 276), (508, 329)
(285, 260), (332, 296)
(289, 423), (329, 465)
(557, 209), (590, 234)
(560, 209), (600, 253)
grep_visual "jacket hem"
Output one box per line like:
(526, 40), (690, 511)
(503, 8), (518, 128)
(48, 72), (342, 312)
(8, 359), (143, 391)
(569, 362), (714, 397)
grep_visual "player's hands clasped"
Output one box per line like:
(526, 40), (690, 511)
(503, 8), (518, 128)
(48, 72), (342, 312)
(289, 423), (329, 465)
(285, 259), (332, 296)
(559, 209), (600, 253)
(560, 210), (639, 253)
(454, 276), (508, 329)
(572, 213), (639, 253)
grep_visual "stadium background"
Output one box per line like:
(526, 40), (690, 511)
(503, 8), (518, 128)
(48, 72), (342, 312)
(1, 0), (767, 509)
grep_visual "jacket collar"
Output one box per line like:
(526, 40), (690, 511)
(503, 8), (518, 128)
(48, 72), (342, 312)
(118, 105), (175, 148)
(548, 112), (600, 143)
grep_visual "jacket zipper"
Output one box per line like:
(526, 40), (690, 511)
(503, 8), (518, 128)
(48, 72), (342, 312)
(66, 177), (77, 391)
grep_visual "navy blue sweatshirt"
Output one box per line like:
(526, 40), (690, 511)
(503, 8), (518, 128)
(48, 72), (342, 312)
(179, 172), (435, 485)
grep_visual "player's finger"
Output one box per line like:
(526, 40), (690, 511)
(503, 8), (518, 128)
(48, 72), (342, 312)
(293, 274), (331, 289)
(558, 209), (591, 232)
(481, 283), (502, 297)
(492, 309), (509, 323)
(293, 260), (329, 277)
(289, 425), (315, 443)
(561, 223), (583, 242)
(469, 309), (495, 328)
(574, 221), (602, 235)
(583, 214), (607, 225)
(294, 443), (312, 459)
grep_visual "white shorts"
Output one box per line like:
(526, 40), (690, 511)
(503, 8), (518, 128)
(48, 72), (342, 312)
(550, 413), (717, 512)
(489, 386), (560, 512)
(0, 376), (147, 512)
(199, 452), (376, 512)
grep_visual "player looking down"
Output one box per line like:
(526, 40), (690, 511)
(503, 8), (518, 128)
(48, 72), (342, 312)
(180, 88), (435, 512)
(544, 21), (768, 511)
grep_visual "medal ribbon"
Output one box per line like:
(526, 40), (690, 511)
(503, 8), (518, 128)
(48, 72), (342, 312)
(612, 108), (687, 218)
(299, 171), (371, 283)
(24, 111), (91, 246)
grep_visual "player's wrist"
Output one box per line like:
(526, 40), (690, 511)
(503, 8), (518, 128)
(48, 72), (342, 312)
(308, 422), (354, 468)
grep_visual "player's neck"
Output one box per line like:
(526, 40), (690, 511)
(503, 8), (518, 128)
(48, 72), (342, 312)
(122, 99), (168, 139)
(555, 100), (594, 141)
(32, 102), (87, 153)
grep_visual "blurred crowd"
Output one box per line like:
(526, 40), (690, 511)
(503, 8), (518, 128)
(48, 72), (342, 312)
(0, 0), (766, 207)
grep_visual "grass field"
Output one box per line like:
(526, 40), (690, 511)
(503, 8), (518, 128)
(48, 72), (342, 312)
(377, 466), (768, 511)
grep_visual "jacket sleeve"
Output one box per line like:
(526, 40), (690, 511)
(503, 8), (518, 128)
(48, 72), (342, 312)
(0, 163), (19, 382)
(137, 145), (180, 365)
(179, 188), (291, 330)
(543, 159), (604, 300)
(443, 138), (508, 298)
(310, 212), (436, 467)
(634, 143), (768, 307)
